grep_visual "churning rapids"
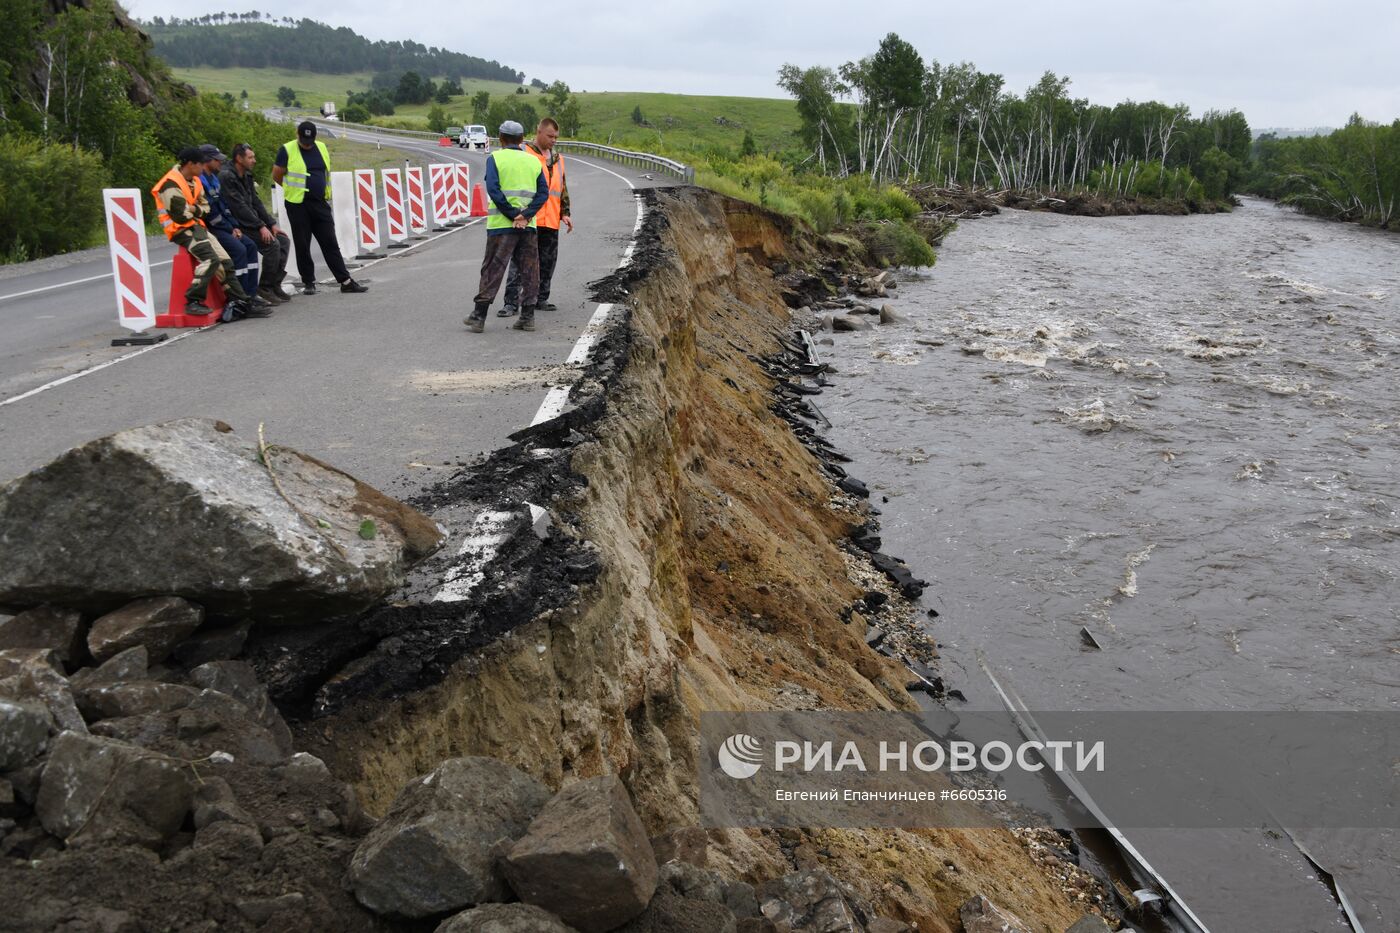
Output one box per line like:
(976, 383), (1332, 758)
(820, 197), (1398, 932)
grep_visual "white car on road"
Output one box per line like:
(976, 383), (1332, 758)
(460, 125), (490, 150)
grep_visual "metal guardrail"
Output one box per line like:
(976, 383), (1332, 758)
(554, 141), (695, 184)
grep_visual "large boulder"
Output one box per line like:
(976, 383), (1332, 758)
(0, 419), (446, 622)
(503, 775), (659, 933)
(349, 756), (551, 919)
(35, 731), (194, 848)
(757, 869), (866, 932)
(0, 697), (52, 770)
(87, 597), (203, 664)
(436, 903), (580, 933)
(959, 895), (1031, 933)
(616, 891), (738, 933)
(0, 607), (85, 666)
(0, 648), (86, 733)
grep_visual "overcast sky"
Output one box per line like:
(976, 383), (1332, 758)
(126, 0), (1399, 129)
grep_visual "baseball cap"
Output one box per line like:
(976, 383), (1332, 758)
(198, 143), (227, 162)
(498, 120), (525, 137)
(298, 121), (317, 141)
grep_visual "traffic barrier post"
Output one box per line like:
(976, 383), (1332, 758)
(101, 189), (164, 346)
(428, 163), (453, 231)
(329, 171), (362, 270)
(354, 169), (385, 259)
(272, 186), (290, 237)
(452, 163), (471, 224)
(405, 164), (428, 238)
(381, 168), (410, 249)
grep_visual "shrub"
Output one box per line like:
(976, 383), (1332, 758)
(0, 134), (108, 260)
(856, 220), (936, 267)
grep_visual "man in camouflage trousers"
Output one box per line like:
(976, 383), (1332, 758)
(151, 147), (253, 318)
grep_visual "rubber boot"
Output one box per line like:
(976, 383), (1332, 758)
(512, 305), (536, 332)
(464, 303), (488, 333)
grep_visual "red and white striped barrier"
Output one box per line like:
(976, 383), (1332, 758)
(102, 189), (160, 345)
(354, 169), (383, 258)
(405, 165), (428, 237)
(428, 163), (453, 230)
(452, 163), (471, 223)
(381, 168), (409, 248)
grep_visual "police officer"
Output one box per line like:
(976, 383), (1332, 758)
(464, 120), (548, 333)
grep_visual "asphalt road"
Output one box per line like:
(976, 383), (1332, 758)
(0, 127), (672, 499)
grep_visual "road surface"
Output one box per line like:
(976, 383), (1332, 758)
(0, 126), (673, 501)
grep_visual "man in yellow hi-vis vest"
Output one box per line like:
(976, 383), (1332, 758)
(501, 117), (571, 316)
(270, 121), (367, 295)
(465, 120), (549, 333)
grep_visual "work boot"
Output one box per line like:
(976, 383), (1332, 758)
(537, 301), (558, 312)
(259, 286), (288, 305)
(249, 294), (273, 311)
(243, 301), (275, 319)
(302, 282), (318, 295)
(273, 284), (295, 300)
(497, 303), (518, 318)
(184, 299), (215, 316)
(464, 304), (488, 333)
(512, 306), (536, 332)
(340, 278), (369, 294)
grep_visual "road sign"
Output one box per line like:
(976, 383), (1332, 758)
(102, 189), (162, 346)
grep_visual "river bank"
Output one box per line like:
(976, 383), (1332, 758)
(0, 188), (1115, 931)
(907, 184), (1233, 220)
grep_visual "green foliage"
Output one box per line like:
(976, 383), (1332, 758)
(1247, 116), (1400, 227)
(540, 81), (582, 136)
(342, 103), (370, 124)
(346, 89), (395, 116)
(857, 220), (936, 267)
(741, 131), (757, 157)
(0, 134), (107, 259)
(426, 105), (449, 135)
(471, 91), (491, 123)
(276, 85), (295, 106)
(394, 71), (434, 106)
(486, 97), (537, 134)
(154, 95), (286, 187)
(144, 16), (524, 83)
(515, 86), (529, 95)
(631, 105), (645, 126)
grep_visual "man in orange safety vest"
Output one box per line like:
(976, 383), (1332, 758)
(500, 117), (572, 317)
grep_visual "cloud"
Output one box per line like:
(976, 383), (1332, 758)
(125, 0), (1400, 128)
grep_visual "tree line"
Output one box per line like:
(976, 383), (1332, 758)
(1249, 116), (1399, 228)
(142, 16), (523, 84)
(779, 33), (1251, 203)
(0, 0), (290, 261)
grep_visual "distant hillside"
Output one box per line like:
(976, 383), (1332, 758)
(142, 14), (522, 84)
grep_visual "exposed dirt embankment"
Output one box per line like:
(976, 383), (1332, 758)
(305, 188), (1097, 932)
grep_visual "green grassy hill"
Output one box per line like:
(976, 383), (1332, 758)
(174, 68), (802, 155)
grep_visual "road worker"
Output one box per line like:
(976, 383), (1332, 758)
(501, 117), (572, 317)
(464, 120), (548, 333)
(150, 147), (254, 319)
(198, 144), (272, 316)
(271, 121), (368, 295)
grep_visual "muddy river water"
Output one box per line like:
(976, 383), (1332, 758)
(819, 198), (1399, 931)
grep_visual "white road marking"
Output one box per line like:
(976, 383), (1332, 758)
(0, 327), (208, 408)
(0, 260), (173, 303)
(432, 508), (515, 603)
